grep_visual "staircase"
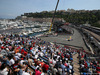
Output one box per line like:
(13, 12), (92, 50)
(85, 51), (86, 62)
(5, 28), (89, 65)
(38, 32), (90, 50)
(73, 53), (80, 75)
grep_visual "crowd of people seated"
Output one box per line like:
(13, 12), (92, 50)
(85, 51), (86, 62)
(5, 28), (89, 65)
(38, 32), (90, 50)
(78, 51), (100, 75)
(0, 33), (76, 75)
(0, 33), (99, 75)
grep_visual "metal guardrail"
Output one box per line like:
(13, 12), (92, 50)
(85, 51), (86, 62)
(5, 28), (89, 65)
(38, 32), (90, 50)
(53, 42), (84, 49)
(81, 73), (100, 75)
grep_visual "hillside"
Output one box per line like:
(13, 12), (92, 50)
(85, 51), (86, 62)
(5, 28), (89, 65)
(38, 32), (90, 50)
(20, 9), (100, 27)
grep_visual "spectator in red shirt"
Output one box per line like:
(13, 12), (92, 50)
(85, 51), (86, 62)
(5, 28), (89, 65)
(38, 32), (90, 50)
(42, 63), (49, 72)
(21, 49), (24, 54)
(24, 51), (28, 56)
(96, 65), (100, 74)
(35, 67), (41, 75)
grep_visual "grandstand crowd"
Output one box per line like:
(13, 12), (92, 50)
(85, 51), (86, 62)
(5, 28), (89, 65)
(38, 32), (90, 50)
(0, 33), (99, 75)
(79, 51), (100, 75)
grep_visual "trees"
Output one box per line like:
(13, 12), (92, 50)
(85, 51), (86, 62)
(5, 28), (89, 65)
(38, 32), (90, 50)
(21, 10), (100, 27)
